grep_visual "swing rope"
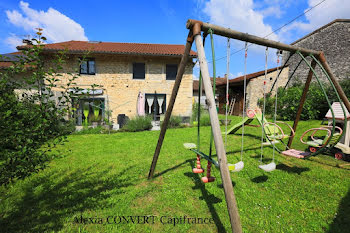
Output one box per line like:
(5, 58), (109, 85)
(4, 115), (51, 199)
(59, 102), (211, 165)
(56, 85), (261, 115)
(226, 42), (246, 173)
(224, 38), (230, 151)
(196, 33), (209, 153)
(240, 42), (248, 162)
(258, 48), (277, 172)
(208, 28), (216, 159)
(197, 71), (202, 152)
(260, 47), (269, 163)
(272, 51), (281, 163)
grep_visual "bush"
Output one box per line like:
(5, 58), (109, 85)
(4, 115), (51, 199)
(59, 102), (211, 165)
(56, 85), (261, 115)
(200, 114), (211, 126)
(122, 116), (152, 132)
(0, 31), (98, 185)
(162, 115), (182, 128)
(259, 80), (346, 121)
(192, 102), (205, 122)
(73, 126), (118, 135)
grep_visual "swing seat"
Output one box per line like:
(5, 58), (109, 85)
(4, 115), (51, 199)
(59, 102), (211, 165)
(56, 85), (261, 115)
(258, 162), (276, 172)
(228, 161), (244, 172)
(301, 127), (343, 153)
(282, 149), (310, 159)
(306, 140), (323, 147)
(183, 143), (197, 149)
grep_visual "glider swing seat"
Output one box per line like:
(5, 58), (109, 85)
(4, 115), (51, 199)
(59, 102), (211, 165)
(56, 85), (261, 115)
(280, 51), (347, 159)
(301, 126), (343, 152)
(148, 19), (350, 233)
(246, 109), (295, 144)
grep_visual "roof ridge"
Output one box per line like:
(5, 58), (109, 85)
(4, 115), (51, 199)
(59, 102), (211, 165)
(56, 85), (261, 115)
(43, 40), (188, 46)
(16, 40), (197, 57)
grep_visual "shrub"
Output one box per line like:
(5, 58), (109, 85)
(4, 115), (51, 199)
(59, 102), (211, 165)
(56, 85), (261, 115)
(122, 116), (152, 132)
(259, 81), (337, 121)
(162, 115), (182, 128)
(192, 102), (205, 122)
(200, 114), (211, 126)
(0, 31), (98, 185)
(73, 126), (118, 135)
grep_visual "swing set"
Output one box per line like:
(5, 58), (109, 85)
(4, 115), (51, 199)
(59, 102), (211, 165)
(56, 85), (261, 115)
(148, 19), (350, 233)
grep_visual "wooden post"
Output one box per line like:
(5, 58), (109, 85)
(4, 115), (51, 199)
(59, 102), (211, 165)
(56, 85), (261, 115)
(148, 35), (193, 179)
(287, 60), (317, 148)
(318, 53), (350, 113)
(194, 33), (242, 233)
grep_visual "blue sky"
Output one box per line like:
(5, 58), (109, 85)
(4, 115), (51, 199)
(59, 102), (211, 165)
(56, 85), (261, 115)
(0, 0), (349, 78)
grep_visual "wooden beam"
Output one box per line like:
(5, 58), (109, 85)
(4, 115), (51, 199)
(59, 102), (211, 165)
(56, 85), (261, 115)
(287, 59), (317, 148)
(148, 36), (193, 179)
(194, 33), (242, 233)
(186, 19), (321, 56)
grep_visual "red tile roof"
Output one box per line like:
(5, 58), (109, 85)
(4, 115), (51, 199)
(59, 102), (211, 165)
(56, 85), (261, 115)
(17, 41), (197, 57)
(0, 52), (24, 68)
(193, 77), (227, 91)
(216, 66), (288, 87)
(0, 61), (14, 68)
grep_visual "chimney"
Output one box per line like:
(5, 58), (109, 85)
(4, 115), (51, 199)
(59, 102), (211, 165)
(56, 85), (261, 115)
(22, 39), (33, 45)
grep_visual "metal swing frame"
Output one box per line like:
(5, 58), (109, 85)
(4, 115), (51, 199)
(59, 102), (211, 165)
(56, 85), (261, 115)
(147, 19), (350, 233)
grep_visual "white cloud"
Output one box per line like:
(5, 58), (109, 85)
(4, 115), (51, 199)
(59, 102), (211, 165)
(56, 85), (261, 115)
(303, 0), (350, 31)
(5, 1), (87, 46)
(232, 72), (243, 78)
(5, 34), (23, 49)
(202, 0), (279, 41)
(199, 0), (280, 60)
(279, 0), (350, 42)
(258, 6), (283, 19)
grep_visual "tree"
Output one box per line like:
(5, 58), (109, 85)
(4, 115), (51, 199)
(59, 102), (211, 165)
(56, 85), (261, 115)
(0, 30), (88, 185)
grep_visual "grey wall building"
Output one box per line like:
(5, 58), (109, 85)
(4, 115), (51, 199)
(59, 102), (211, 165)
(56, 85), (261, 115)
(284, 19), (350, 84)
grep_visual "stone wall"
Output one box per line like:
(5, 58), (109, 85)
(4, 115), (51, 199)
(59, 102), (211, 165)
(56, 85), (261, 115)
(284, 20), (350, 84)
(246, 67), (289, 110)
(46, 54), (194, 123)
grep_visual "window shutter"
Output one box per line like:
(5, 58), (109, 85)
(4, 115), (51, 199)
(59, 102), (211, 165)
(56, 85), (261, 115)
(133, 63), (145, 79)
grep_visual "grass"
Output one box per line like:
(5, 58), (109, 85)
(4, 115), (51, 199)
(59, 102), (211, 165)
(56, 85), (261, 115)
(0, 115), (349, 232)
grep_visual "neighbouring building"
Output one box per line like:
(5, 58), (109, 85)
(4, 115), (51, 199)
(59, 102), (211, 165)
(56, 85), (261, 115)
(285, 19), (350, 83)
(216, 66), (289, 115)
(1, 41), (197, 127)
(193, 77), (227, 109)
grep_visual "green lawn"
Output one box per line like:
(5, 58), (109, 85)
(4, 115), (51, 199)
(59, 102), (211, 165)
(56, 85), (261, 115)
(0, 116), (349, 233)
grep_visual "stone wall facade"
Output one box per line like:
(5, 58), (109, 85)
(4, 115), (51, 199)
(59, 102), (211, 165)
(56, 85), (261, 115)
(284, 20), (350, 84)
(246, 67), (289, 111)
(46, 54), (194, 123)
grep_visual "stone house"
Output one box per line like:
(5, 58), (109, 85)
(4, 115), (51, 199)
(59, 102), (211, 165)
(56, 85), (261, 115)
(193, 77), (227, 109)
(1, 41), (196, 127)
(285, 19), (350, 83)
(216, 67), (289, 115)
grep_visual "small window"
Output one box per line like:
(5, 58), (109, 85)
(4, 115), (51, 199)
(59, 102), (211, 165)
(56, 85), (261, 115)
(133, 63), (145, 79)
(166, 64), (178, 80)
(80, 58), (95, 75)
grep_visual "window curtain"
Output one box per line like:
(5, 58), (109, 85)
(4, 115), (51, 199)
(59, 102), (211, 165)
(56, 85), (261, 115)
(157, 96), (164, 114)
(146, 95), (154, 114)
